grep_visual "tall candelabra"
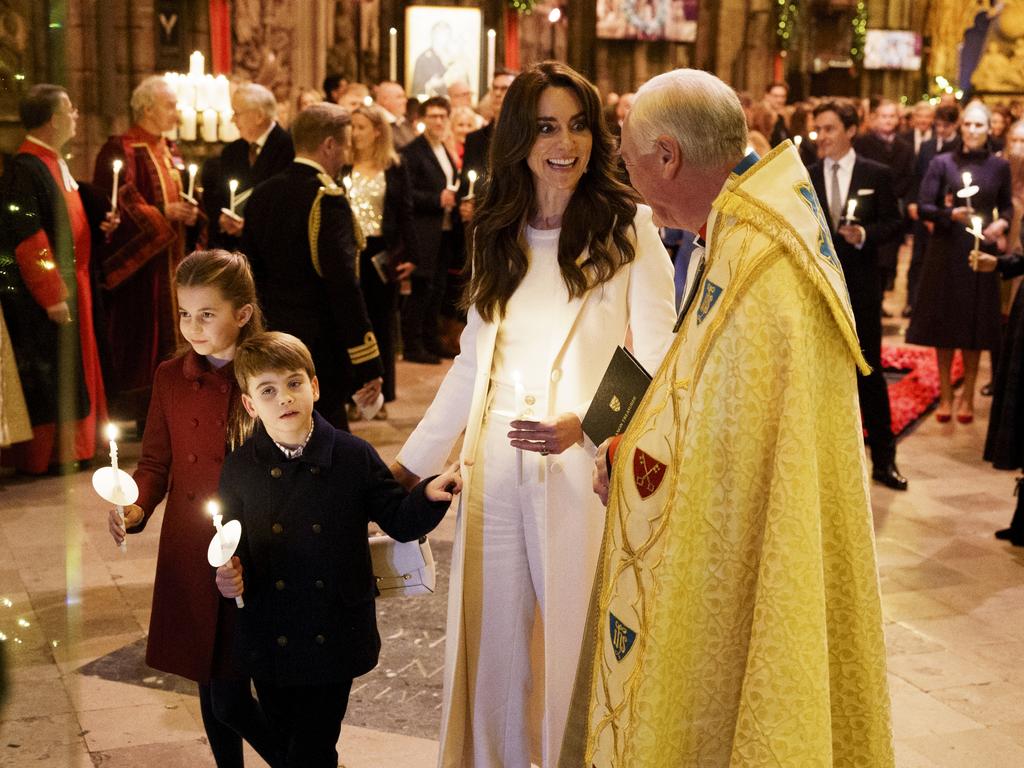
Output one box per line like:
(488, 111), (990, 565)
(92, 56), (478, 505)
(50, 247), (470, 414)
(162, 51), (240, 144)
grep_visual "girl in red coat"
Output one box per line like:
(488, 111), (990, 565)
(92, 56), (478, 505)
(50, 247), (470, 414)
(107, 250), (281, 767)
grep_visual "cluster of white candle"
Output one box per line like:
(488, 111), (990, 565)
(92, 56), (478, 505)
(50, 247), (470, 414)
(163, 51), (240, 144)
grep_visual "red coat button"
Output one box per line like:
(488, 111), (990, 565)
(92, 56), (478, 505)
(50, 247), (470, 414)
(193, 381), (201, 391)
(188, 453), (197, 463)
(220, 384), (229, 393)
(192, 418), (199, 427)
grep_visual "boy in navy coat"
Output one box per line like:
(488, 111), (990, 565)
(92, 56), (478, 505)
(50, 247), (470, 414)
(215, 331), (460, 767)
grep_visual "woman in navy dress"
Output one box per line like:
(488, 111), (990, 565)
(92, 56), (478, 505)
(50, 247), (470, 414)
(908, 102), (1013, 423)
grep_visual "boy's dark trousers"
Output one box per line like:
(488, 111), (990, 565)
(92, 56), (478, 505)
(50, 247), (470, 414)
(254, 678), (354, 768)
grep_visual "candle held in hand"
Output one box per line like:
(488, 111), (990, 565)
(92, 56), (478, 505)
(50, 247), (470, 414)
(845, 197), (857, 223)
(467, 169), (478, 198)
(207, 499), (225, 541)
(106, 423), (127, 553)
(228, 179), (238, 214)
(187, 163), (197, 200)
(110, 159), (123, 212)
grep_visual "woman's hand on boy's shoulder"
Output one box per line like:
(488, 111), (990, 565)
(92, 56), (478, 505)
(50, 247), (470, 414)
(216, 556), (244, 599)
(425, 463), (462, 503)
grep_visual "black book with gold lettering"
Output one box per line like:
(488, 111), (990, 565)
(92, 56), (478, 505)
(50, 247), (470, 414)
(582, 346), (652, 446)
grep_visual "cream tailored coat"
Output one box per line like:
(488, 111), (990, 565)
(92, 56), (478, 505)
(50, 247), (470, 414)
(396, 204), (676, 766)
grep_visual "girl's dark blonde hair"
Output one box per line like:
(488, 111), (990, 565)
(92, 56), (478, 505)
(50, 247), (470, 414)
(175, 249), (265, 447)
(351, 104), (400, 169)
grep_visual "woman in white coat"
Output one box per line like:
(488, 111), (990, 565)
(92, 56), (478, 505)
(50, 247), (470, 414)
(391, 61), (676, 767)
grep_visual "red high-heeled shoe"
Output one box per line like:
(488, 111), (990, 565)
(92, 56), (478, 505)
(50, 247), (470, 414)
(936, 412), (952, 423)
(956, 412), (974, 424)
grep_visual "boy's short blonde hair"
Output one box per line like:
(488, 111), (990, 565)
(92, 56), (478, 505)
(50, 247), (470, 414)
(234, 332), (316, 393)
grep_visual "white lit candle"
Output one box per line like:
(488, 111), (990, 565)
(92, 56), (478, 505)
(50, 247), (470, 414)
(207, 499), (225, 545)
(845, 197), (857, 222)
(416, 121), (426, 134)
(189, 50), (205, 79)
(201, 108), (219, 142)
(962, 171), (973, 189)
(363, 95), (374, 107)
(228, 178), (238, 213)
(106, 423), (127, 553)
(487, 29), (497, 91)
(389, 28), (398, 82)
(187, 163), (197, 199)
(793, 134), (802, 147)
(180, 106), (198, 141)
(219, 111), (240, 142)
(808, 130), (818, 141)
(466, 169), (478, 198)
(110, 159), (123, 212)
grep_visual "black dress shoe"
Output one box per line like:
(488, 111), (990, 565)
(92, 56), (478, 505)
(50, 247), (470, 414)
(872, 462), (908, 491)
(403, 349), (441, 364)
(994, 527), (1024, 545)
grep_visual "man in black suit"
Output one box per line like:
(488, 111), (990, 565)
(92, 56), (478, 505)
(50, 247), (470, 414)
(811, 100), (908, 491)
(203, 83), (294, 250)
(400, 96), (463, 364)
(904, 104), (961, 316)
(853, 99), (915, 303)
(459, 68), (516, 205)
(241, 103), (382, 428)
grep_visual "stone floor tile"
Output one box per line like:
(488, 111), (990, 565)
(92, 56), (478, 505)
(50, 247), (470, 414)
(76, 701), (200, 751)
(904, 727), (1024, 768)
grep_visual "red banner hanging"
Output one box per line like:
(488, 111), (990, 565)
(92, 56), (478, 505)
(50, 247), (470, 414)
(504, 8), (520, 72)
(210, 0), (232, 74)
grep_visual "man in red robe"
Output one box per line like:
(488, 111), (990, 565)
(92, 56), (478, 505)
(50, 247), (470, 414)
(93, 75), (201, 421)
(0, 85), (115, 473)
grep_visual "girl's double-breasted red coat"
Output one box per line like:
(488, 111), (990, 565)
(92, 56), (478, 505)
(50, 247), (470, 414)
(130, 350), (238, 682)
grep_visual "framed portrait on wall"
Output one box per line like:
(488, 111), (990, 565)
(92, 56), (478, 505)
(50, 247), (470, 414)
(596, 0), (698, 43)
(404, 5), (481, 100)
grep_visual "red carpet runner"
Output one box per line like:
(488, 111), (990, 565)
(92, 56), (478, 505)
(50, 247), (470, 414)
(882, 344), (965, 437)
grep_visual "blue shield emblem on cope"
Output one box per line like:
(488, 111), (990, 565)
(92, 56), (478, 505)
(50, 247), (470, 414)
(609, 612), (637, 662)
(795, 182), (841, 271)
(695, 279), (723, 325)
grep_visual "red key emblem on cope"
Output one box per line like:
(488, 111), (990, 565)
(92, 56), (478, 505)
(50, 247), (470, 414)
(633, 448), (667, 499)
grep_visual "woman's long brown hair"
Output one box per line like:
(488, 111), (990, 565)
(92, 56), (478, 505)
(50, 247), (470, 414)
(175, 249), (265, 448)
(463, 61), (640, 322)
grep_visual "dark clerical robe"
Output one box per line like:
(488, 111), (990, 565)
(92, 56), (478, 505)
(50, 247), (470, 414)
(93, 126), (197, 419)
(0, 137), (107, 472)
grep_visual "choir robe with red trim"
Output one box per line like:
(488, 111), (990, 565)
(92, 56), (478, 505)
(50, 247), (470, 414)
(0, 139), (107, 473)
(93, 126), (201, 420)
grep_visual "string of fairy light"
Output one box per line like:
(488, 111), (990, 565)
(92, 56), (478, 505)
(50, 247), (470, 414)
(776, 0), (799, 51)
(850, 0), (868, 61)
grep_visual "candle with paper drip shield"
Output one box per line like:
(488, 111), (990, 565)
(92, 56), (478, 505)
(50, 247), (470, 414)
(221, 178), (243, 223)
(957, 171), (979, 210)
(842, 196), (858, 225)
(967, 215), (984, 269)
(465, 169), (478, 199)
(91, 423), (139, 553)
(206, 500), (245, 608)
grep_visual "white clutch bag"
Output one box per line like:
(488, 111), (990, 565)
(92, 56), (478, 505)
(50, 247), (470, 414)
(368, 533), (436, 598)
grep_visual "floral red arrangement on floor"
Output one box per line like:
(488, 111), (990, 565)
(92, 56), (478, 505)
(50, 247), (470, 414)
(882, 343), (965, 437)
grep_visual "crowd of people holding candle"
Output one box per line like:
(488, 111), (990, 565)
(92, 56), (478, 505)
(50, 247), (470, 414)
(5, 58), (1024, 768)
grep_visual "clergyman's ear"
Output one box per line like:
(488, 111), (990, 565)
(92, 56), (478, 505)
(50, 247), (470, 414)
(657, 135), (682, 179)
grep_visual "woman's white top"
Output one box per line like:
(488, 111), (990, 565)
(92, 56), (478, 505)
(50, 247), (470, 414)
(491, 226), (568, 394)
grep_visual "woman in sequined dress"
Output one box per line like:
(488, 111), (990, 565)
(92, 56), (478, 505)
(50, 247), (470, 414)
(343, 105), (420, 416)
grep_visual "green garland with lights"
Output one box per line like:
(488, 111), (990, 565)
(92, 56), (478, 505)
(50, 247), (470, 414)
(775, 0), (799, 51)
(850, 0), (868, 62)
(508, 0), (535, 13)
